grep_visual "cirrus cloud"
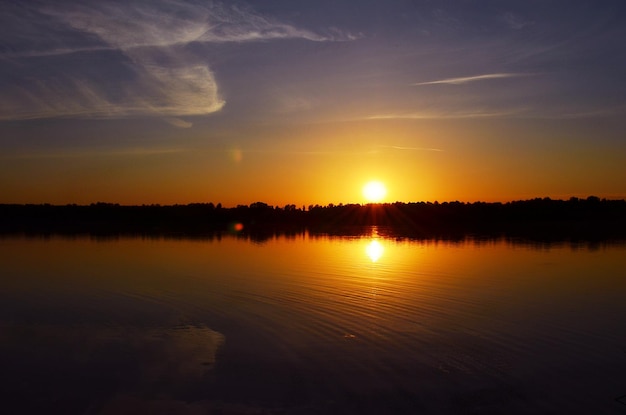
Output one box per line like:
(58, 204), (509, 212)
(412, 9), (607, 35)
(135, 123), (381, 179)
(0, 0), (355, 121)
(413, 73), (531, 86)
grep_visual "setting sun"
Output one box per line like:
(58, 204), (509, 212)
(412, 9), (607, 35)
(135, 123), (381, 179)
(363, 181), (387, 203)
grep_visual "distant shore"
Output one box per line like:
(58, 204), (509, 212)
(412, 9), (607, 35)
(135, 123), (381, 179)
(1, 197), (626, 241)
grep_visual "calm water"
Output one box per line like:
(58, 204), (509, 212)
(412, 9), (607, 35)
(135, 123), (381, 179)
(1, 231), (625, 414)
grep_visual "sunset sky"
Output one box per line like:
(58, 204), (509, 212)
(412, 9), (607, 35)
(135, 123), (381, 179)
(1, 0), (625, 206)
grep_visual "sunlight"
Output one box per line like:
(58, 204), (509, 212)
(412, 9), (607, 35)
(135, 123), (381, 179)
(363, 181), (387, 202)
(366, 239), (384, 262)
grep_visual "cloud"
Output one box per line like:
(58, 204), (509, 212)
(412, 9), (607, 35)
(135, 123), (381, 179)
(0, 147), (188, 160)
(164, 117), (193, 128)
(366, 109), (525, 120)
(0, 59), (225, 120)
(381, 145), (443, 152)
(502, 12), (534, 30)
(365, 105), (626, 121)
(38, 1), (353, 51)
(413, 73), (529, 86)
(273, 95), (314, 114)
(0, 1), (354, 121)
(530, 106), (626, 120)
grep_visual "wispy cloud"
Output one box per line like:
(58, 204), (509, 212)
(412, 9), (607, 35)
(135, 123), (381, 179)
(0, 1), (355, 121)
(229, 146), (391, 157)
(164, 117), (193, 129)
(501, 12), (534, 30)
(530, 106), (626, 120)
(366, 109), (525, 120)
(0, 147), (188, 160)
(379, 145), (443, 152)
(37, 1), (354, 52)
(413, 73), (529, 86)
(365, 105), (626, 121)
(272, 95), (315, 114)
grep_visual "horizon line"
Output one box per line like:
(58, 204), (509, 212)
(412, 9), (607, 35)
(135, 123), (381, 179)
(1, 195), (622, 209)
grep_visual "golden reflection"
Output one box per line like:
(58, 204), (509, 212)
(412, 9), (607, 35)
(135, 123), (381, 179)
(366, 239), (384, 262)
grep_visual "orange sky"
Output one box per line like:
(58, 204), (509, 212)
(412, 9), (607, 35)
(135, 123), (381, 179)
(1, 117), (624, 206)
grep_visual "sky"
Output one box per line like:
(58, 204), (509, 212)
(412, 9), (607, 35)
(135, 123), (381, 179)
(1, 0), (625, 206)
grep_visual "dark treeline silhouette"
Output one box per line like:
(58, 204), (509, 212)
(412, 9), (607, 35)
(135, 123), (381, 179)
(1, 196), (626, 241)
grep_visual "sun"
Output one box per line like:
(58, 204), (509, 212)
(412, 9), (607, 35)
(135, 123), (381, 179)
(362, 181), (387, 203)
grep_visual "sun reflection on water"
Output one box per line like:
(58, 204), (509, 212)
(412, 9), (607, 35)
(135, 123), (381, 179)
(366, 239), (384, 262)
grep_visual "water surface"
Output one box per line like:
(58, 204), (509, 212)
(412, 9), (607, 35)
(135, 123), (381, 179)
(1, 231), (625, 414)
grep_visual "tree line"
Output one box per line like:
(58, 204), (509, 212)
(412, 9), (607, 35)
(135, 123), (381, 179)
(1, 196), (625, 240)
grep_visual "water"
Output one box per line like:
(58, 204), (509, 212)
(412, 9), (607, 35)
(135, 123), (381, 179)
(1, 231), (625, 414)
